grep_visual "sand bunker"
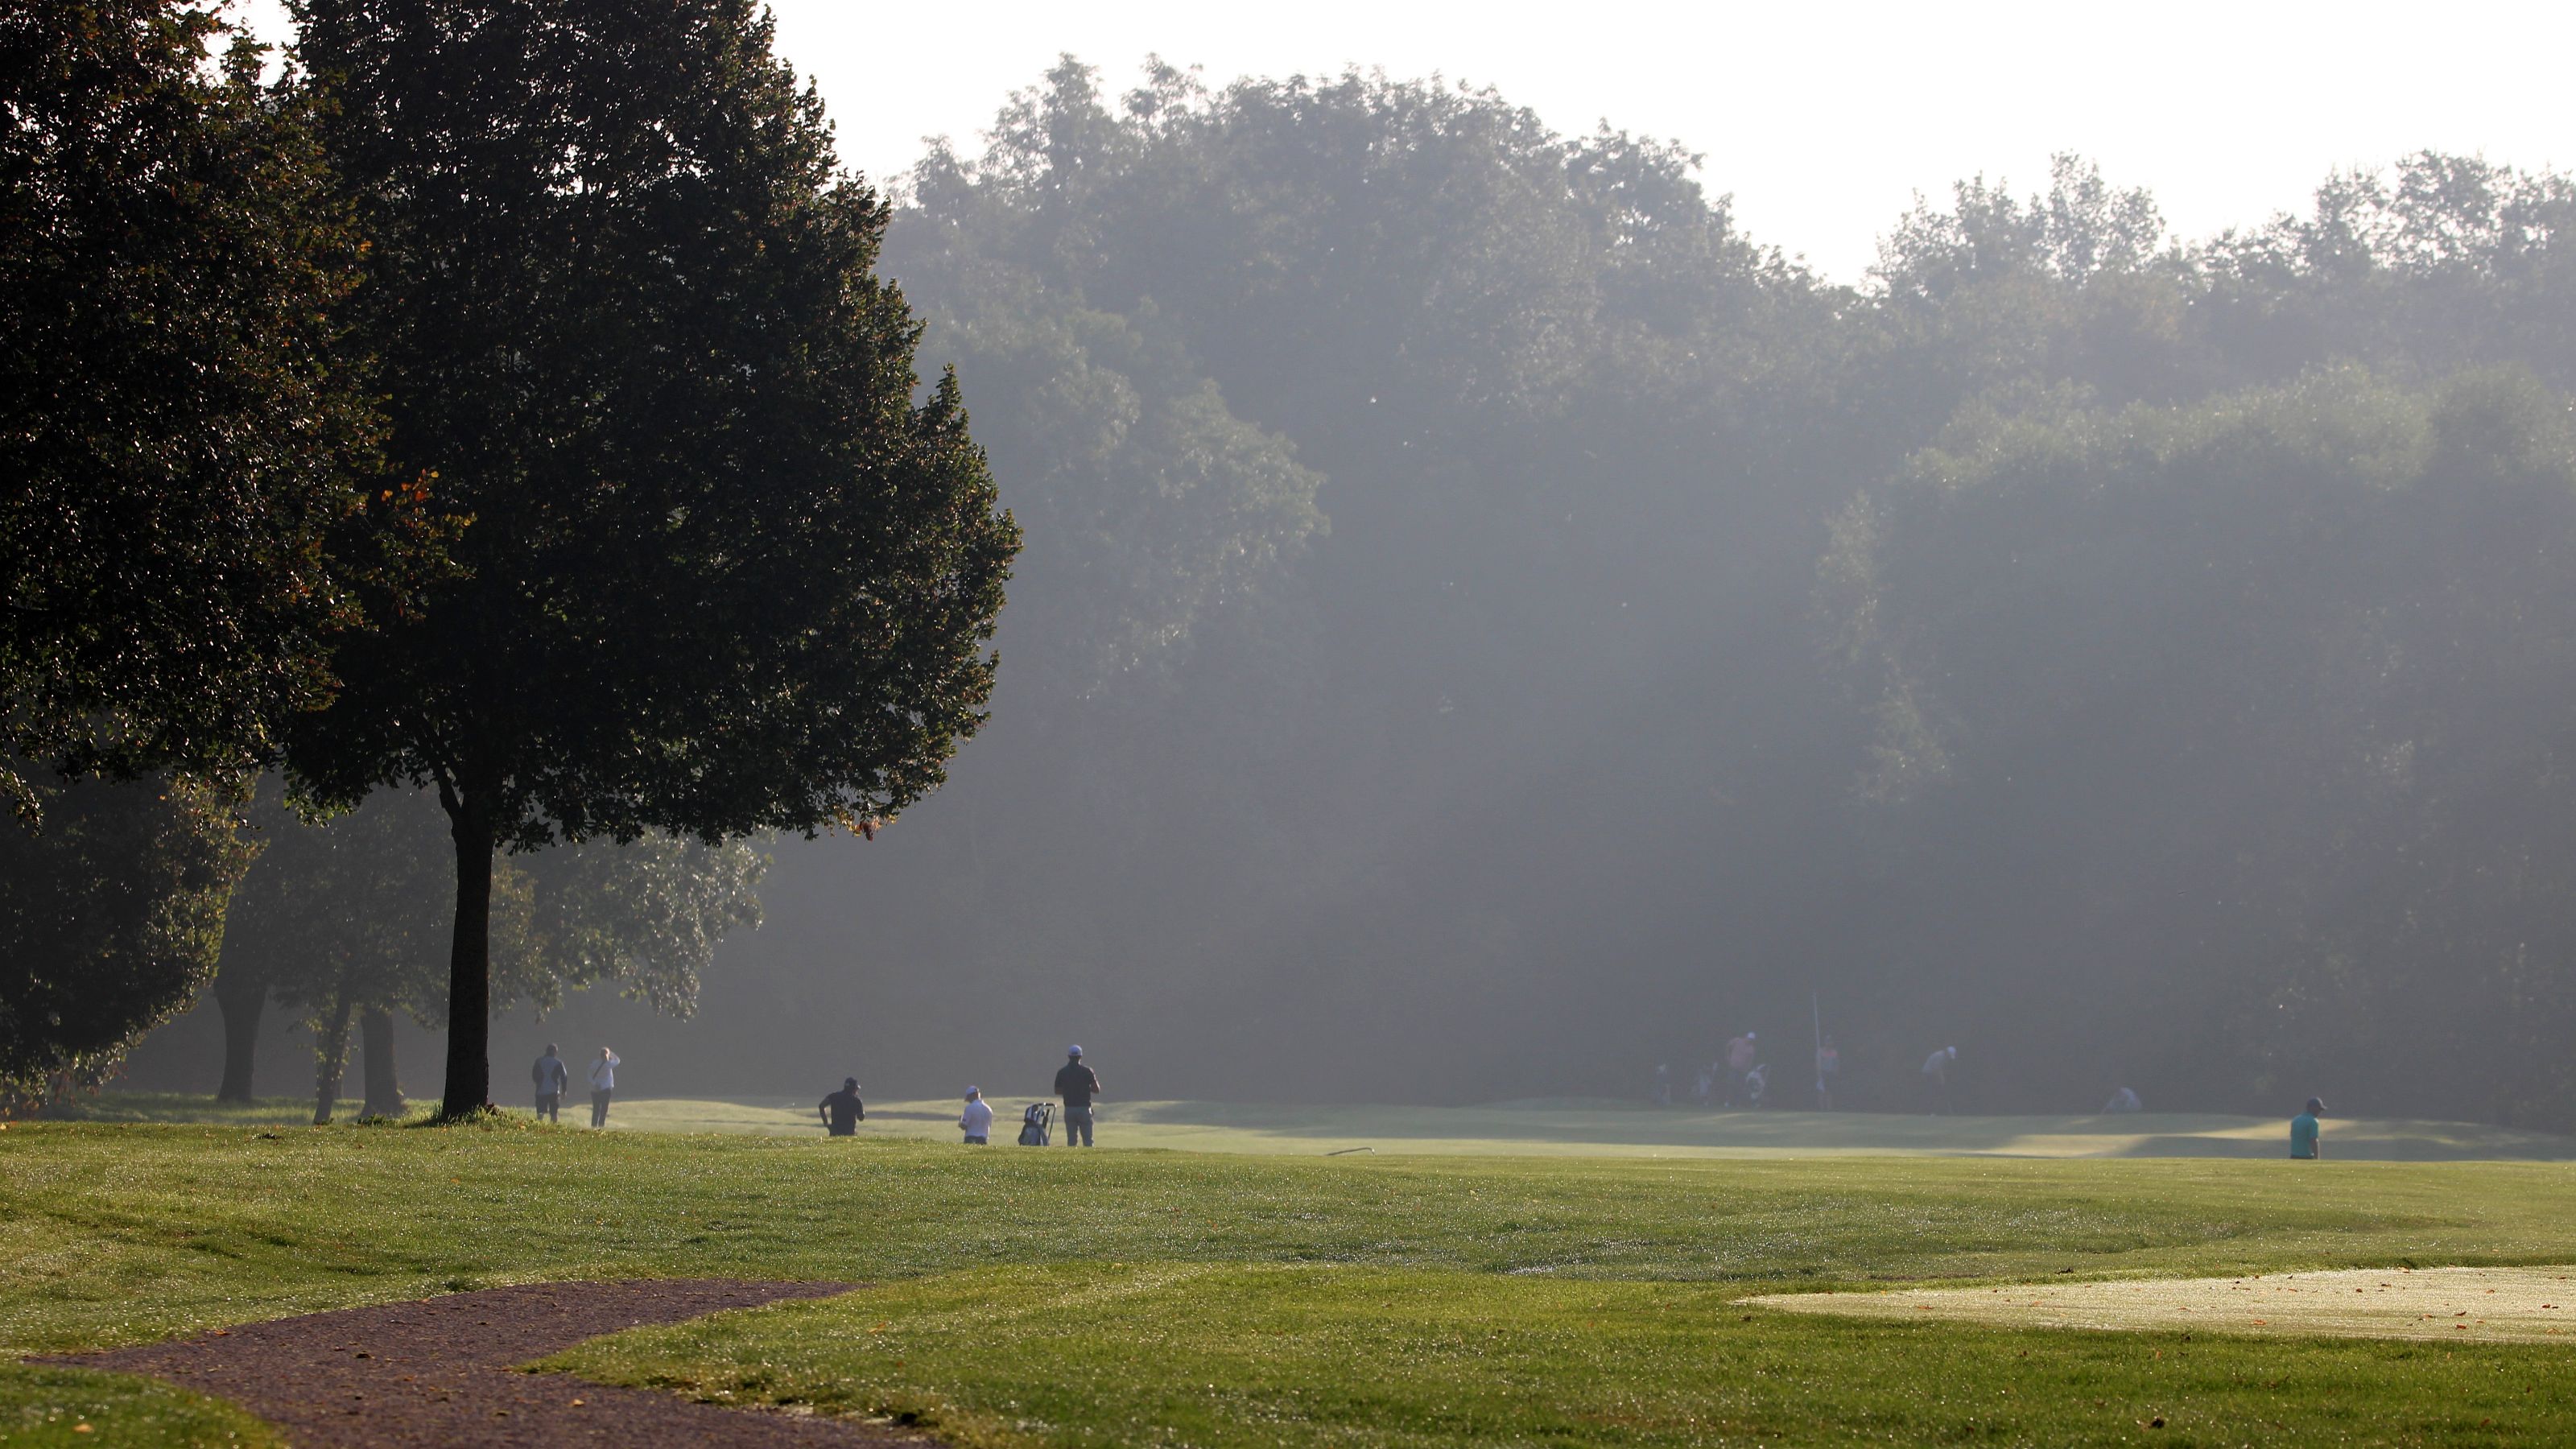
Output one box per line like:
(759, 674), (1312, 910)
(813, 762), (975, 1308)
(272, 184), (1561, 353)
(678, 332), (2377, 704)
(1750, 1265), (2576, 1343)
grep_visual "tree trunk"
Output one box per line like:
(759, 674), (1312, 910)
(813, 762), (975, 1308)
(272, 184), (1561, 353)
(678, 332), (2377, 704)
(211, 956), (270, 1102)
(440, 795), (495, 1119)
(312, 977), (355, 1125)
(359, 1005), (404, 1119)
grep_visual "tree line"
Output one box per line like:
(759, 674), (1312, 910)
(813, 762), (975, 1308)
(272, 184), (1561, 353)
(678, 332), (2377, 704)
(15, 13), (2576, 1126)
(791, 60), (2576, 1124)
(1, 0), (1017, 1115)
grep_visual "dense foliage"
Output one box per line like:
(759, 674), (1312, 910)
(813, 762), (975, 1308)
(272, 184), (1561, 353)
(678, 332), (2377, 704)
(729, 61), (2576, 1125)
(0, 774), (253, 1097)
(0, 0), (383, 821)
(283, 0), (1018, 1113)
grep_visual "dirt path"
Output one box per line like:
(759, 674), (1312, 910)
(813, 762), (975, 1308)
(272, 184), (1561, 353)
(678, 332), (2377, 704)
(1750, 1264), (2576, 1343)
(51, 1279), (939, 1447)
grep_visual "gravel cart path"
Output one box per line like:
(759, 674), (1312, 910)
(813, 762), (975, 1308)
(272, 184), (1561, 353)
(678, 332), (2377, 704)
(50, 1279), (939, 1447)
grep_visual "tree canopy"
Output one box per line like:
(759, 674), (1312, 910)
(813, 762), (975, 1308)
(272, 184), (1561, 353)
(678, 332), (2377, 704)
(284, 0), (1017, 1115)
(0, 774), (252, 1099)
(0, 0), (389, 820)
(727, 63), (2576, 1125)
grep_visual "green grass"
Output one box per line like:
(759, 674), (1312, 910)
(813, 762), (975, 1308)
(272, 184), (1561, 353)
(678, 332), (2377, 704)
(49, 1092), (2576, 1160)
(7, 1119), (2576, 1445)
(555, 1262), (2576, 1447)
(0, 1365), (276, 1447)
(19, 1093), (370, 1128)
(600, 1095), (2576, 1161)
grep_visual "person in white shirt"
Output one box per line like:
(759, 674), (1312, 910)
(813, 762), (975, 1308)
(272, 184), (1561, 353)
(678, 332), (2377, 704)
(959, 1086), (994, 1145)
(588, 1046), (621, 1127)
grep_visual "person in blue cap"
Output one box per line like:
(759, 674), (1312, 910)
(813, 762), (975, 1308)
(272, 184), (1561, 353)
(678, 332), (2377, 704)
(1055, 1045), (1103, 1146)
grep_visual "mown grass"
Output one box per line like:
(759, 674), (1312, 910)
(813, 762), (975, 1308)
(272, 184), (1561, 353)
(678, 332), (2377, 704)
(586, 1094), (2576, 1161)
(6, 1121), (2575, 1444)
(555, 1262), (2576, 1447)
(0, 1365), (276, 1448)
(17, 1093), (369, 1128)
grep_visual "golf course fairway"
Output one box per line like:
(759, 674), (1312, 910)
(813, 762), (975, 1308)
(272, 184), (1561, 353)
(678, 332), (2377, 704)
(8, 1106), (2576, 1444)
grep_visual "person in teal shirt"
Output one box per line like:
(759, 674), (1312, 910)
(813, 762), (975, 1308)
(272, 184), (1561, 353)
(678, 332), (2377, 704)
(2290, 1097), (2323, 1159)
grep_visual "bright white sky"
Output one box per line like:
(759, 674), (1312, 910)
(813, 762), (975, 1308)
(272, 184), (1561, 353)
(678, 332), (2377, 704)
(239, 0), (2570, 283)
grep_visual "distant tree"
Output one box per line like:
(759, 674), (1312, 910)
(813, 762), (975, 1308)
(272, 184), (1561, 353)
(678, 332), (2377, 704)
(519, 831), (769, 1022)
(220, 786), (764, 1121)
(0, 0), (397, 822)
(223, 788), (476, 1121)
(0, 774), (255, 1099)
(1824, 368), (2576, 1119)
(284, 0), (1018, 1117)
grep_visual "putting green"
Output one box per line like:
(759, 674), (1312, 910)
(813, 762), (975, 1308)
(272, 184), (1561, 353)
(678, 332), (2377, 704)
(1754, 1265), (2576, 1342)
(592, 1096), (2576, 1160)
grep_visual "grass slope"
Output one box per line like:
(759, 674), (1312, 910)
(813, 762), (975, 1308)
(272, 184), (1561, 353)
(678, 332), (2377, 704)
(601, 1096), (2576, 1161)
(6, 1121), (2576, 1444)
(556, 1262), (2576, 1448)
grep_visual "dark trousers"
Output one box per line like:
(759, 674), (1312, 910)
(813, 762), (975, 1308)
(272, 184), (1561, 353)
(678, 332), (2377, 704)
(535, 1092), (560, 1123)
(590, 1088), (613, 1127)
(1063, 1105), (1094, 1146)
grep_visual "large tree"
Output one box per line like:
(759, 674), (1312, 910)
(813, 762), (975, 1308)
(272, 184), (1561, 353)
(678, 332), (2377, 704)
(286, 0), (1017, 1117)
(0, 0), (391, 822)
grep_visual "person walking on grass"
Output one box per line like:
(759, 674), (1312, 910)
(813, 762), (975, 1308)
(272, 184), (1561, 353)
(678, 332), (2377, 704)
(531, 1043), (569, 1123)
(1724, 1031), (1759, 1108)
(2291, 1097), (2325, 1159)
(588, 1046), (621, 1128)
(1055, 1046), (1102, 1146)
(960, 1087), (993, 1144)
(1922, 1045), (1957, 1114)
(819, 1077), (865, 1137)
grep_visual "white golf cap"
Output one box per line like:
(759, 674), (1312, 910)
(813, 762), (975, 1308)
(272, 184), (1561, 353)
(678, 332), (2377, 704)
(1068, 1045), (1084, 1056)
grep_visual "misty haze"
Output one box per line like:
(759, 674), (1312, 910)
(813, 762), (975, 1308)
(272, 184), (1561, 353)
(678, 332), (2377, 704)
(12, 5), (2576, 1442)
(95, 54), (2576, 1130)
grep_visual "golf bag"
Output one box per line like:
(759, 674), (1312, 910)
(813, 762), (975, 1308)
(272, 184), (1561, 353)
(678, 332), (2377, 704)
(1018, 1101), (1054, 1146)
(1741, 1062), (1769, 1109)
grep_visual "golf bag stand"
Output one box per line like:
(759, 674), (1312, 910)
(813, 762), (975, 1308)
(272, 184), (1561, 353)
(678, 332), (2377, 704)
(1018, 1101), (1055, 1146)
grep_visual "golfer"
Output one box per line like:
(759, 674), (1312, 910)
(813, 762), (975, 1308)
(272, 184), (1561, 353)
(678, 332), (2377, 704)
(960, 1087), (993, 1144)
(530, 1043), (569, 1122)
(819, 1077), (865, 1137)
(1922, 1045), (1957, 1114)
(1724, 1031), (1759, 1106)
(1055, 1046), (1103, 1146)
(2291, 1097), (2324, 1159)
(588, 1046), (621, 1128)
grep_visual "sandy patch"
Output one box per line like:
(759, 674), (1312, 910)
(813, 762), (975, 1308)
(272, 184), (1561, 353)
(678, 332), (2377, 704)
(1750, 1265), (2576, 1343)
